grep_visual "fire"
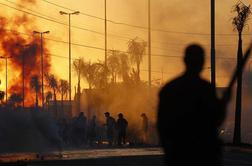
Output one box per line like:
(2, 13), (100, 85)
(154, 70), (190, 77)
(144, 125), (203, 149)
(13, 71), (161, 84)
(0, 0), (51, 106)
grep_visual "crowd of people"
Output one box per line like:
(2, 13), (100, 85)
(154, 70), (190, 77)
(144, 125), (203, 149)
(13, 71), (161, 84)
(56, 111), (149, 148)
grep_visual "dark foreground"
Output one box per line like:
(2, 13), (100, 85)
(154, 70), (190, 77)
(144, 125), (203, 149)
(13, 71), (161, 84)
(1, 147), (252, 166)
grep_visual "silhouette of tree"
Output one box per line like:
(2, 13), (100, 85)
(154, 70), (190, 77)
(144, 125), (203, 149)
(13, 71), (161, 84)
(118, 52), (130, 83)
(45, 74), (58, 111)
(108, 50), (120, 83)
(92, 62), (107, 89)
(0, 91), (5, 104)
(128, 37), (147, 82)
(45, 91), (52, 110)
(8, 93), (22, 109)
(30, 75), (41, 108)
(80, 61), (95, 89)
(80, 61), (107, 89)
(232, 1), (251, 145)
(73, 58), (85, 113)
(59, 79), (69, 110)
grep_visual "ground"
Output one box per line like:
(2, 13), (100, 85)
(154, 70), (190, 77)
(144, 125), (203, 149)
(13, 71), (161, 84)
(1, 147), (252, 166)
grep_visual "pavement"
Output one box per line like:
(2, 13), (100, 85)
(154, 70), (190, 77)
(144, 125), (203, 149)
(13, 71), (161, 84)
(1, 147), (252, 166)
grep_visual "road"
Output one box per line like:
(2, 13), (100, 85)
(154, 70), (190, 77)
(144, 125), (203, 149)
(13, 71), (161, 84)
(1, 147), (252, 166)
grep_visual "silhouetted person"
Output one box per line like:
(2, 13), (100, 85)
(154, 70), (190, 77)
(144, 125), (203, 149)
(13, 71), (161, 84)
(141, 113), (149, 144)
(158, 44), (227, 166)
(116, 113), (128, 145)
(73, 112), (87, 146)
(104, 112), (116, 146)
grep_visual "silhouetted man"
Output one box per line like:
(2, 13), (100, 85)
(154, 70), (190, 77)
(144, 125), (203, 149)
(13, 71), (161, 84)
(73, 112), (87, 146)
(158, 44), (227, 166)
(104, 112), (116, 146)
(116, 113), (128, 145)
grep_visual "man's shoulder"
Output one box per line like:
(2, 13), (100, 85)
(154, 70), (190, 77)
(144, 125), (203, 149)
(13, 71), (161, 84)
(159, 76), (184, 94)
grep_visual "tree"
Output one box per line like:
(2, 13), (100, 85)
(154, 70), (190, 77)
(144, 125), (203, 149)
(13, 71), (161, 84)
(232, 2), (251, 145)
(30, 75), (41, 108)
(45, 91), (52, 110)
(118, 52), (130, 83)
(0, 91), (5, 104)
(59, 79), (69, 110)
(108, 50), (120, 83)
(73, 58), (85, 113)
(45, 74), (58, 111)
(81, 61), (95, 89)
(128, 37), (147, 82)
(92, 62), (107, 89)
(8, 93), (23, 109)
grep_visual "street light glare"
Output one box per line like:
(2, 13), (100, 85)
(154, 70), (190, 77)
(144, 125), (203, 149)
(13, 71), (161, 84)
(33, 31), (39, 34)
(73, 11), (80, 15)
(59, 11), (67, 15)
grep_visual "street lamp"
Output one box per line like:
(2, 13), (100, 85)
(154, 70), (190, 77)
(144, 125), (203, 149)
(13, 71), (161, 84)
(33, 30), (50, 110)
(0, 56), (11, 103)
(59, 10), (79, 104)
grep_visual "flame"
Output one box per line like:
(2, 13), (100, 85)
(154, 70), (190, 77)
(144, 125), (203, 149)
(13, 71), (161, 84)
(0, 0), (51, 106)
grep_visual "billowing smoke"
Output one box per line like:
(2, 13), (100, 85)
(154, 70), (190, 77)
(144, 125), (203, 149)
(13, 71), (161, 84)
(0, 0), (51, 106)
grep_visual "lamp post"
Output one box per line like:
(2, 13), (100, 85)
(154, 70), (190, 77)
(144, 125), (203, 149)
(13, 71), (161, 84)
(0, 56), (11, 103)
(33, 30), (50, 110)
(59, 11), (79, 105)
(211, 0), (216, 87)
(148, 0), (151, 88)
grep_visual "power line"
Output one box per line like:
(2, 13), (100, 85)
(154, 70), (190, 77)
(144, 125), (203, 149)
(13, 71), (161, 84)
(5, 29), (105, 51)
(1, 1), (146, 42)
(4, 1), (248, 48)
(3, 29), (244, 61)
(0, 2), (105, 36)
(40, 0), (252, 37)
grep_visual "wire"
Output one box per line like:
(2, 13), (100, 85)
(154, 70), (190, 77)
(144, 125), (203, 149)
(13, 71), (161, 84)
(40, 0), (252, 37)
(0, 2), (105, 36)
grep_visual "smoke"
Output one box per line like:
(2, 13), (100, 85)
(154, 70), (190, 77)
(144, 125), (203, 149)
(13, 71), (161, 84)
(81, 84), (159, 144)
(0, 0), (51, 106)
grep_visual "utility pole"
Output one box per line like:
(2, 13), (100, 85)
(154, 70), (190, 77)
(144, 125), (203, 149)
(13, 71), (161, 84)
(59, 11), (80, 106)
(5, 58), (7, 103)
(33, 31), (50, 110)
(211, 0), (216, 88)
(148, 0), (152, 88)
(105, 0), (107, 68)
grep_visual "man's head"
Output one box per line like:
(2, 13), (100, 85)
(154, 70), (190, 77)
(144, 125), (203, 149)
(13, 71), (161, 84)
(141, 113), (146, 117)
(79, 112), (84, 117)
(184, 44), (205, 75)
(118, 113), (123, 119)
(104, 112), (110, 118)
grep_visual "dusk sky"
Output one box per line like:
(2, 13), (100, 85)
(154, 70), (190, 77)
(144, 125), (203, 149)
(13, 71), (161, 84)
(1, 0), (252, 92)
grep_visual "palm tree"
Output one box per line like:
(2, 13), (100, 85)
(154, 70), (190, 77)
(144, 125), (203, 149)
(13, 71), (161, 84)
(0, 91), (5, 104)
(8, 93), (23, 109)
(108, 50), (120, 83)
(118, 52), (130, 83)
(128, 37), (147, 81)
(30, 75), (41, 109)
(45, 74), (58, 111)
(81, 61), (95, 89)
(73, 58), (85, 113)
(232, 2), (251, 145)
(45, 91), (52, 110)
(59, 79), (69, 110)
(92, 62), (107, 89)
